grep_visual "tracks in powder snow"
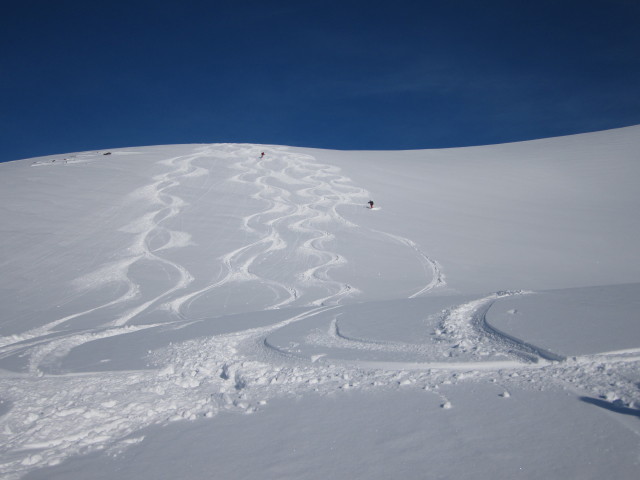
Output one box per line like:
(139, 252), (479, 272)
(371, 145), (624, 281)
(0, 144), (453, 478)
(265, 291), (562, 368)
(0, 148), (212, 372)
(164, 146), (444, 316)
(1, 145), (638, 479)
(166, 149), (362, 314)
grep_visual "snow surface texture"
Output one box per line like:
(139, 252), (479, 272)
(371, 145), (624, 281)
(1, 127), (640, 479)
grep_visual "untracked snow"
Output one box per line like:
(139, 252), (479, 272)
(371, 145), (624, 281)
(1, 127), (639, 479)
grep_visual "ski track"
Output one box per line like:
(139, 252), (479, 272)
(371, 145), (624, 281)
(164, 146), (414, 315)
(378, 231), (445, 298)
(1, 145), (638, 479)
(0, 148), (208, 359)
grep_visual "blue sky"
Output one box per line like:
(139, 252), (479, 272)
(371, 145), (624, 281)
(2, 0), (639, 162)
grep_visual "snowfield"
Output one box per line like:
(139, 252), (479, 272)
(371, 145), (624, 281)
(1, 126), (639, 479)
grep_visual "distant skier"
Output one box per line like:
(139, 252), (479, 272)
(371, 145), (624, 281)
(260, 152), (265, 159)
(368, 200), (374, 209)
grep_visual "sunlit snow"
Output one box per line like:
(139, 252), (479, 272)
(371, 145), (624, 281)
(1, 127), (639, 479)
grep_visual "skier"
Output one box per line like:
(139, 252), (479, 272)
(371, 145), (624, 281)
(260, 152), (265, 159)
(368, 200), (374, 209)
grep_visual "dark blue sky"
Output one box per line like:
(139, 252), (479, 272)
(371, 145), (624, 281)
(2, 0), (639, 162)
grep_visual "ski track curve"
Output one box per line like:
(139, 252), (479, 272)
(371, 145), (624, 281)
(0, 148), (215, 344)
(165, 145), (437, 316)
(0, 149), (212, 365)
(1, 145), (638, 479)
(1, 307), (637, 480)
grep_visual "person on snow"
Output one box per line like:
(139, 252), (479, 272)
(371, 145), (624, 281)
(368, 200), (374, 209)
(260, 152), (265, 158)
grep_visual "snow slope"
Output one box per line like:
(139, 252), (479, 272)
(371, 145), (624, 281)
(1, 127), (639, 479)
